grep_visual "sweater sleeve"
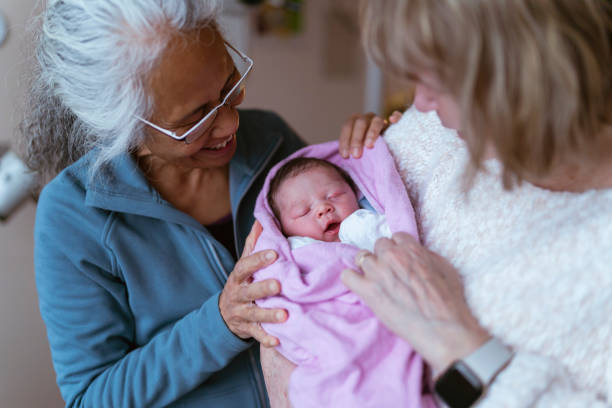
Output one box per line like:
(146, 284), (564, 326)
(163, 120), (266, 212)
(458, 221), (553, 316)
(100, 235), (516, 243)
(476, 352), (610, 407)
(35, 181), (251, 407)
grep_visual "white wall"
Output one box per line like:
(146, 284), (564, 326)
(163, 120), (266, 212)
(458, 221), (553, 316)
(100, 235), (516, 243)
(242, 0), (366, 144)
(0, 1), (366, 406)
(0, 1), (64, 407)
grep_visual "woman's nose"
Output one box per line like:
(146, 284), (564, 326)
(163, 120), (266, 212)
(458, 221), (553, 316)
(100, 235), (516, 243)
(413, 83), (438, 112)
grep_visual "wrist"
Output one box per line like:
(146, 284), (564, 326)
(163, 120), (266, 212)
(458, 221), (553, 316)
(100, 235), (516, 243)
(434, 337), (514, 408)
(434, 328), (491, 375)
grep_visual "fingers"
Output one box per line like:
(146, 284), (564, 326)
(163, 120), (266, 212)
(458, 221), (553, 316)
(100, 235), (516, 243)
(354, 250), (371, 269)
(339, 112), (402, 158)
(339, 113), (378, 158)
(341, 268), (385, 308)
(385, 233), (427, 283)
(243, 279), (281, 301)
(373, 236), (417, 288)
(351, 250), (394, 297)
(236, 314), (281, 347)
(233, 249), (277, 283)
(341, 268), (371, 295)
(219, 278), (287, 342)
(245, 303), (287, 324)
(364, 116), (386, 148)
(390, 231), (418, 245)
(354, 250), (381, 278)
(389, 110), (403, 124)
(234, 304), (286, 346)
(348, 113), (372, 158)
(357, 236), (424, 295)
(221, 243), (287, 344)
(242, 220), (263, 258)
(339, 114), (358, 158)
(251, 324), (280, 347)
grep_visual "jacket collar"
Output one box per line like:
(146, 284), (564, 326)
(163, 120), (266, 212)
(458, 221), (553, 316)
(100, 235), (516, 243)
(83, 111), (283, 228)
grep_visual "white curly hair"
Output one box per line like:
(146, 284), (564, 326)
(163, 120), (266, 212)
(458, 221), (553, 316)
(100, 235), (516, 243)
(20, 0), (223, 182)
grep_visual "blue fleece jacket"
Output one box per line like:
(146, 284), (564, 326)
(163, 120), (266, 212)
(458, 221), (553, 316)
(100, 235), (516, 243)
(34, 110), (305, 407)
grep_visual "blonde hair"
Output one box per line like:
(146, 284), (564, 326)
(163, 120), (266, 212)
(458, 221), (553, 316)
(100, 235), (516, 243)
(361, 0), (612, 187)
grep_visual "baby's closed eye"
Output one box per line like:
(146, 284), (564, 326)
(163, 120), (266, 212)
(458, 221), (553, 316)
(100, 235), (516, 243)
(328, 192), (345, 199)
(292, 208), (310, 218)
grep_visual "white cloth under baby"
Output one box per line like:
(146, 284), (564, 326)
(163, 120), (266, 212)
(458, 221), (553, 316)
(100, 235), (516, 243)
(287, 209), (392, 251)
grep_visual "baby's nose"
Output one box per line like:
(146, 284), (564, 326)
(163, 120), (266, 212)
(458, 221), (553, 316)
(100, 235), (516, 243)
(316, 203), (333, 218)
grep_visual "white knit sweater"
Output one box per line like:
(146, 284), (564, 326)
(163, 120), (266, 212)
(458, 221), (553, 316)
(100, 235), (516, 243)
(384, 106), (612, 407)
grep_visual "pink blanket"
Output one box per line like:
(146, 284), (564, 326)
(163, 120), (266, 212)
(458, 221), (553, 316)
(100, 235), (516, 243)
(253, 139), (436, 408)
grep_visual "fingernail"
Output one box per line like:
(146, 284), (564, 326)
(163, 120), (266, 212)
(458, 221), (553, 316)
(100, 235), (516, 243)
(352, 148), (360, 157)
(340, 148), (348, 158)
(265, 251), (276, 261)
(276, 311), (286, 321)
(269, 281), (279, 292)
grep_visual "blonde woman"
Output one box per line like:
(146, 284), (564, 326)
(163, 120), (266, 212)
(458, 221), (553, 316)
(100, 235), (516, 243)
(263, 0), (612, 406)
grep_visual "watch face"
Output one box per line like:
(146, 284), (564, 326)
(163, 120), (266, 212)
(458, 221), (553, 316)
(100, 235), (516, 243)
(434, 361), (483, 408)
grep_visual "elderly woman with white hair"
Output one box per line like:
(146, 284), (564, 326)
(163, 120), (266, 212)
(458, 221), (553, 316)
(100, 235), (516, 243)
(20, 1), (384, 407)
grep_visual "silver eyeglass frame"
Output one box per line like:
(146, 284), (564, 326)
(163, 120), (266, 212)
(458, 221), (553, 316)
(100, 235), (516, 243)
(135, 41), (253, 144)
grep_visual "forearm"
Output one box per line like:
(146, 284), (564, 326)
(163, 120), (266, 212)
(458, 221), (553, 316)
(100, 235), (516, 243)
(46, 291), (250, 407)
(260, 345), (295, 408)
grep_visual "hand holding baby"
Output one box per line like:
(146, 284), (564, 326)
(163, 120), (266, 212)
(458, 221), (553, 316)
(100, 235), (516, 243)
(219, 221), (288, 347)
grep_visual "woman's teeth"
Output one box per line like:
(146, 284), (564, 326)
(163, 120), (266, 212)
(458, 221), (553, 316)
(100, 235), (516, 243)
(207, 135), (233, 150)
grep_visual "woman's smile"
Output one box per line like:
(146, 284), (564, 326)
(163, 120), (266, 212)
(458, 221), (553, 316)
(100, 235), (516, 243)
(192, 133), (237, 162)
(204, 134), (235, 150)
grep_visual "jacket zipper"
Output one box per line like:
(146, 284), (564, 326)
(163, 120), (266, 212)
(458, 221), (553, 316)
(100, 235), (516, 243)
(230, 135), (283, 408)
(232, 135), (284, 257)
(205, 240), (268, 408)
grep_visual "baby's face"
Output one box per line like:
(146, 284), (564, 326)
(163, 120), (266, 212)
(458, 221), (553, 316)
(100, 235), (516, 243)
(276, 166), (360, 242)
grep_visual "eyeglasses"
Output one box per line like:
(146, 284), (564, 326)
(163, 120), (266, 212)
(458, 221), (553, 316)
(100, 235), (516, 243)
(136, 42), (254, 144)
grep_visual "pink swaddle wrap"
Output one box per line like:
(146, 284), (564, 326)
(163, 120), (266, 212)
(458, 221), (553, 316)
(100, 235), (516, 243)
(253, 139), (436, 408)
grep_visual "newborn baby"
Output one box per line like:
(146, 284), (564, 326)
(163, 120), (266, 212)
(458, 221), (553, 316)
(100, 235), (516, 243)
(253, 140), (434, 408)
(267, 157), (392, 251)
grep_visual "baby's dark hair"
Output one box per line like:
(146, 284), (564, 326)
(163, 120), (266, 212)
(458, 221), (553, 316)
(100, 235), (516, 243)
(267, 157), (358, 221)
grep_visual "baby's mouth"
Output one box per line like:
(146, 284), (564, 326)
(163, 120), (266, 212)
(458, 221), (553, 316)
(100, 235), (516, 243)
(325, 222), (341, 234)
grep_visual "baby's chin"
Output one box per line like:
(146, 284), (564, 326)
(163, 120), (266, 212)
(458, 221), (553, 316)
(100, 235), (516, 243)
(319, 233), (341, 242)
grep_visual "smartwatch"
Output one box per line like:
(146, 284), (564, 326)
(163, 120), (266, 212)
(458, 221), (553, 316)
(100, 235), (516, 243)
(434, 337), (513, 408)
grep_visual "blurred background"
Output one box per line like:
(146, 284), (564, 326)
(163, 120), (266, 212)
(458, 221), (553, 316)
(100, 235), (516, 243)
(0, 0), (411, 406)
